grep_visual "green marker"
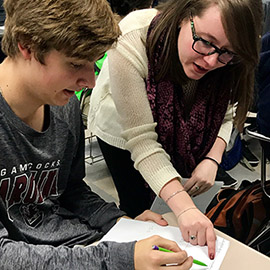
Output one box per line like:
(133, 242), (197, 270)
(193, 258), (208, 267)
(152, 245), (208, 267)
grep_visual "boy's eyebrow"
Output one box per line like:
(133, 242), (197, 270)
(66, 57), (87, 63)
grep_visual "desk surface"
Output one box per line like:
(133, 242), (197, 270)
(163, 212), (270, 270)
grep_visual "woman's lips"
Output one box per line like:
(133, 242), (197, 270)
(193, 63), (208, 74)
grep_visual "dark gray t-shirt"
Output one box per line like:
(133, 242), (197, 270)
(0, 94), (135, 269)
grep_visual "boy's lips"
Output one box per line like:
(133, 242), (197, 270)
(63, 89), (75, 97)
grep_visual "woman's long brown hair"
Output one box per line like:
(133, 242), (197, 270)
(147, 0), (263, 129)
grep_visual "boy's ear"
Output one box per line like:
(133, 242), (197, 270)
(17, 42), (32, 60)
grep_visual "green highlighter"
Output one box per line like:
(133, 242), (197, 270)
(152, 245), (208, 267)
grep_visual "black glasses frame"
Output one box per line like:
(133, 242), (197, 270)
(190, 16), (237, 65)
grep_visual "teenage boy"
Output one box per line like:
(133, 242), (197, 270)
(0, 0), (192, 269)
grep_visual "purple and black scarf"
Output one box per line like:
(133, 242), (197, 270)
(146, 15), (231, 177)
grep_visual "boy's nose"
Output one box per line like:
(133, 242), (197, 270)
(77, 69), (96, 89)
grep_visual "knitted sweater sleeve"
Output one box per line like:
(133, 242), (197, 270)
(108, 25), (181, 195)
(108, 10), (233, 195)
(217, 104), (234, 145)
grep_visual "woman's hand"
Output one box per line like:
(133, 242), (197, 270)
(159, 178), (216, 259)
(177, 207), (216, 260)
(135, 210), (168, 226)
(134, 235), (193, 270)
(184, 159), (218, 197)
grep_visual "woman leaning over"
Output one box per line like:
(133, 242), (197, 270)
(88, 0), (263, 259)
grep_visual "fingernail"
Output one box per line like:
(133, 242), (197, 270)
(210, 253), (215, 260)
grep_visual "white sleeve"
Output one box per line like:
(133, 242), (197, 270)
(108, 29), (181, 195)
(217, 104), (235, 145)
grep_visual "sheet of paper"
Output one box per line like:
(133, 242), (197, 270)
(100, 218), (229, 270)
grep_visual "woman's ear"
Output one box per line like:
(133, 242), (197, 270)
(17, 42), (32, 60)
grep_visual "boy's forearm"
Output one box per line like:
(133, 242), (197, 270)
(0, 238), (135, 270)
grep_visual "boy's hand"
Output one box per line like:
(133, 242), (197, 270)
(135, 210), (168, 226)
(134, 235), (193, 270)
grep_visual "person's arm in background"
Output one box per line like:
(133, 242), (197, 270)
(108, 14), (216, 259)
(255, 32), (270, 161)
(257, 32), (270, 140)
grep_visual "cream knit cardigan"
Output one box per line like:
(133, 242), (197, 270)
(88, 9), (234, 195)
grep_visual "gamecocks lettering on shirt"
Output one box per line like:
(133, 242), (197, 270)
(0, 168), (59, 215)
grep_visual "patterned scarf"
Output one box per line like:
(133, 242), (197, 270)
(146, 15), (230, 177)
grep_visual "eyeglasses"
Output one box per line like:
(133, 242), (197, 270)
(190, 16), (239, 65)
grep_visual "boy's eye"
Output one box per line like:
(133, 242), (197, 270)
(70, 63), (83, 69)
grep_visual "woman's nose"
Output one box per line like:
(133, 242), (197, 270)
(203, 53), (220, 68)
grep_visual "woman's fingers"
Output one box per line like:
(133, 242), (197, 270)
(188, 231), (198, 245)
(177, 208), (216, 260)
(206, 226), (217, 260)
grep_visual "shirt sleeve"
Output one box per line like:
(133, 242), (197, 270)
(108, 28), (181, 196)
(0, 237), (135, 270)
(217, 104), (235, 145)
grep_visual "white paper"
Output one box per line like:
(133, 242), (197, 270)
(101, 218), (229, 270)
